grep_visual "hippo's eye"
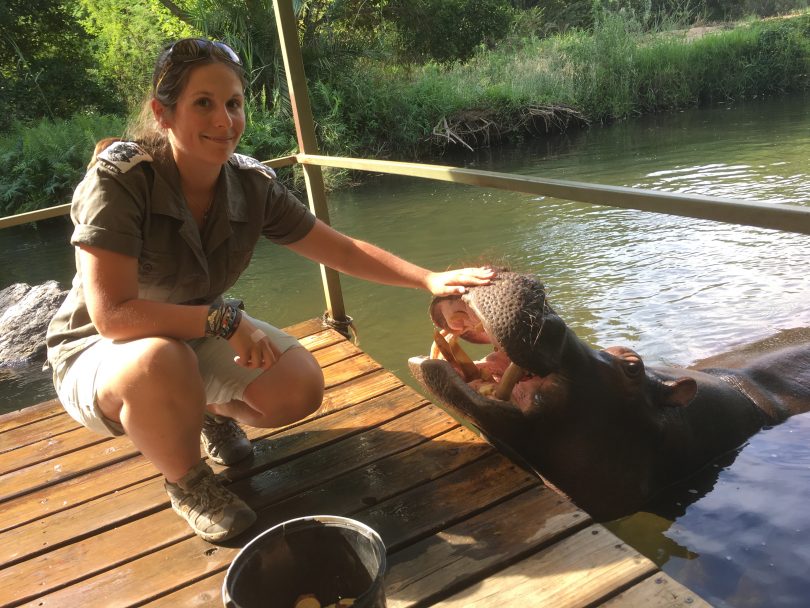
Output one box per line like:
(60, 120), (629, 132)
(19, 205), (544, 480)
(623, 356), (644, 377)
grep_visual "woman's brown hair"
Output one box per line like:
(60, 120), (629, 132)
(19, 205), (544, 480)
(89, 39), (247, 166)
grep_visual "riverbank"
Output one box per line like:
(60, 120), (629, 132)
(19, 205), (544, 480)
(2, 11), (809, 213)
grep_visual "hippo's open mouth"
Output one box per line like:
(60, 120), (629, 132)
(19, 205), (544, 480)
(408, 288), (554, 409)
(441, 326), (535, 407)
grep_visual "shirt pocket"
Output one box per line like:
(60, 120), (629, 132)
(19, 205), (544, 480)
(138, 249), (180, 301)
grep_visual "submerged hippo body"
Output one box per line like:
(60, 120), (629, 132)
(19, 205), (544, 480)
(409, 272), (810, 521)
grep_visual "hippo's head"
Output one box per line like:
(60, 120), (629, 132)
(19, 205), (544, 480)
(409, 272), (700, 521)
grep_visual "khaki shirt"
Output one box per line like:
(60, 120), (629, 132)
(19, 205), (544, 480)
(46, 141), (316, 368)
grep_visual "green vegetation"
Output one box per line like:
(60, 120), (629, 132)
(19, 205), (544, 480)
(281, 11), (810, 162)
(0, 114), (126, 216)
(2, 0), (810, 213)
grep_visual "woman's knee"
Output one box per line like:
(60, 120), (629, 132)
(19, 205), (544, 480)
(99, 337), (202, 402)
(273, 349), (324, 417)
(245, 348), (324, 424)
(94, 337), (205, 429)
(125, 337), (198, 382)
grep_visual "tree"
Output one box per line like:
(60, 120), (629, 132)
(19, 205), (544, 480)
(77, 0), (193, 110)
(385, 0), (514, 63)
(0, 0), (119, 130)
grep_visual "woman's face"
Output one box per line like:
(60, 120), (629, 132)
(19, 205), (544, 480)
(161, 62), (246, 170)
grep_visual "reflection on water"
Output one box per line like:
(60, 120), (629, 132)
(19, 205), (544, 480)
(613, 413), (810, 608)
(1, 95), (809, 604)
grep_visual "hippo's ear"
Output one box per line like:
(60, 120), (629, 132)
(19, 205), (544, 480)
(662, 377), (698, 408)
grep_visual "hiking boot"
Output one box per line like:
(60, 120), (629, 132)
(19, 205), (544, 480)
(164, 460), (257, 542)
(201, 414), (253, 466)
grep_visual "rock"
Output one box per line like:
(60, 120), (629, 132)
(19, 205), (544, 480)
(0, 281), (67, 367)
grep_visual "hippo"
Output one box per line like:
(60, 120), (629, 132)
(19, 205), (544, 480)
(408, 272), (810, 521)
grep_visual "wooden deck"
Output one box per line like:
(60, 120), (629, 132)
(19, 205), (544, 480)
(0, 319), (710, 607)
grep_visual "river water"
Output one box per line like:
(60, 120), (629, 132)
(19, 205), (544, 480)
(2, 95), (809, 606)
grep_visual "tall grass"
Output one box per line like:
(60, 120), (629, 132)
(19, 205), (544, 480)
(332, 10), (810, 154)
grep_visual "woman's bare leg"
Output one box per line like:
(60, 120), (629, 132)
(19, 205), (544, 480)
(209, 346), (324, 428)
(94, 337), (206, 482)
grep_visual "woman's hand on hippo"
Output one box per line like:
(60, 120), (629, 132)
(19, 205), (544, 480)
(425, 266), (496, 296)
(229, 318), (279, 370)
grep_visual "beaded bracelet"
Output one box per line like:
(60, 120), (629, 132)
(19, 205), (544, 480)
(205, 302), (242, 339)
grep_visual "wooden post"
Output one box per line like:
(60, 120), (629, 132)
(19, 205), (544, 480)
(272, 0), (349, 333)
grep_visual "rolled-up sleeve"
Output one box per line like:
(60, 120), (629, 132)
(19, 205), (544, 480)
(70, 169), (144, 258)
(262, 180), (316, 245)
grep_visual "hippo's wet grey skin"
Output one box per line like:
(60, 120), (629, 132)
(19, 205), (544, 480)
(408, 272), (810, 522)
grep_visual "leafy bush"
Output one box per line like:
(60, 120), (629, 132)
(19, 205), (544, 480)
(386, 0), (514, 63)
(0, 114), (125, 216)
(0, 0), (122, 130)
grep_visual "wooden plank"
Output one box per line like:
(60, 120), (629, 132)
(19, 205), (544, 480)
(254, 424), (491, 525)
(0, 327), (352, 454)
(320, 352), (382, 387)
(0, 434), (139, 502)
(320, 370), (403, 413)
(298, 327), (348, 352)
(142, 577), (223, 607)
(0, 476), (165, 569)
(0, 456), (160, 533)
(384, 487), (590, 607)
(434, 525), (657, 607)
(0, 414), (79, 454)
(599, 573), (713, 608)
(282, 317), (332, 340)
(0, 426), (111, 475)
(17, 429), (513, 607)
(0, 369), (402, 532)
(310, 338), (362, 368)
(0, 399), (64, 434)
(3, 404), (454, 604)
(0, 386), (426, 568)
(360, 455), (538, 551)
(232, 404), (459, 511)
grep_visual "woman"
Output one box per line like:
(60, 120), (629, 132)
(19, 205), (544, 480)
(45, 38), (494, 543)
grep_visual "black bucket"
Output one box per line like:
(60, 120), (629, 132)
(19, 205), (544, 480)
(222, 515), (387, 608)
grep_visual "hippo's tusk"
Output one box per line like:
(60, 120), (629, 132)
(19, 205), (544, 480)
(430, 337), (443, 360)
(432, 330), (480, 381)
(494, 362), (526, 401)
(445, 333), (481, 381)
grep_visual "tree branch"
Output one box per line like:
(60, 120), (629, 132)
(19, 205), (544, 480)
(154, 0), (194, 26)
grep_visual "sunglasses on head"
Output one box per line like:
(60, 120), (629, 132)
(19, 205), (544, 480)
(166, 38), (242, 65)
(154, 38), (242, 90)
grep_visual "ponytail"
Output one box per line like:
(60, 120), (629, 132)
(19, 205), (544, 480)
(88, 137), (122, 169)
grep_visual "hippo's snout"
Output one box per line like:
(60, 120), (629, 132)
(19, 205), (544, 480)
(418, 272), (562, 408)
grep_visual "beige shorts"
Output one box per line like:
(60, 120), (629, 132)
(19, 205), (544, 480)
(53, 314), (302, 437)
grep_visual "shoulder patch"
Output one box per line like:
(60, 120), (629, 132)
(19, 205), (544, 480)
(231, 153), (277, 179)
(97, 142), (152, 175)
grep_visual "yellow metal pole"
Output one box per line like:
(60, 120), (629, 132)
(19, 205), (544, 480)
(0, 204), (72, 230)
(298, 154), (810, 236)
(272, 0), (349, 331)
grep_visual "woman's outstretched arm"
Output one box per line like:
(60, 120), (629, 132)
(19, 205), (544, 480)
(284, 220), (495, 296)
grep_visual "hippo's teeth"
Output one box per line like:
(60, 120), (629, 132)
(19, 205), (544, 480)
(432, 329), (480, 381)
(494, 362), (526, 401)
(430, 339), (441, 360)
